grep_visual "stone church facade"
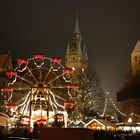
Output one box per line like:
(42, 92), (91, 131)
(65, 15), (88, 71)
(117, 40), (140, 122)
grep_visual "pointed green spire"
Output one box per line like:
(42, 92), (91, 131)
(71, 14), (82, 55)
(66, 41), (70, 55)
(74, 14), (80, 34)
(83, 44), (88, 59)
(65, 15), (88, 70)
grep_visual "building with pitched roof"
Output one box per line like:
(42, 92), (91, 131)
(117, 40), (140, 122)
(0, 53), (13, 72)
(131, 40), (140, 76)
(0, 53), (13, 112)
(85, 118), (116, 130)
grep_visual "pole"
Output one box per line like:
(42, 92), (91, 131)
(29, 92), (32, 132)
(47, 91), (50, 126)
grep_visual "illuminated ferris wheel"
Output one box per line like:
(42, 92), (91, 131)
(1, 54), (79, 127)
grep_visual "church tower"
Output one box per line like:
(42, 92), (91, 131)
(131, 40), (140, 76)
(65, 15), (88, 71)
(117, 40), (140, 122)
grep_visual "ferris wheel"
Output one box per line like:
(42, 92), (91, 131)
(1, 53), (79, 127)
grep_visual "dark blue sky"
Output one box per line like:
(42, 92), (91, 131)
(1, 0), (140, 99)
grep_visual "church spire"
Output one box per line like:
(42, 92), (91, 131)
(66, 42), (70, 55)
(65, 15), (88, 70)
(74, 14), (80, 34)
(71, 15), (82, 55)
(83, 44), (88, 60)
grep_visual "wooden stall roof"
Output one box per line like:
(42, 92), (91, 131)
(85, 119), (115, 127)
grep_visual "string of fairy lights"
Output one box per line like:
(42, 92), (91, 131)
(103, 91), (140, 118)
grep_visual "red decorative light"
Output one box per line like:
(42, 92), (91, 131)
(5, 70), (17, 77)
(37, 119), (46, 122)
(1, 87), (13, 91)
(17, 58), (28, 65)
(68, 84), (79, 89)
(63, 68), (74, 73)
(6, 103), (17, 108)
(34, 53), (45, 67)
(20, 115), (30, 119)
(34, 53), (45, 59)
(51, 57), (61, 62)
(64, 100), (75, 113)
(63, 68), (74, 82)
(64, 100), (75, 104)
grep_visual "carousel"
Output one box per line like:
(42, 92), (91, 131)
(1, 54), (79, 130)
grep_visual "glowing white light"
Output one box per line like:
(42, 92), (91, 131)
(72, 67), (75, 70)
(128, 117), (132, 123)
(50, 91), (64, 109)
(18, 91), (31, 107)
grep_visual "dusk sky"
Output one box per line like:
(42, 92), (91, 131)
(1, 0), (140, 100)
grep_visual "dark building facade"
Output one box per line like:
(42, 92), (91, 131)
(117, 40), (140, 122)
(0, 53), (13, 112)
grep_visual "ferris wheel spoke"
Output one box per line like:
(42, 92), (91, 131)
(26, 66), (38, 84)
(39, 68), (43, 82)
(58, 62), (65, 69)
(18, 92), (31, 107)
(42, 68), (52, 84)
(53, 93), (66, 101)
(47, 73), (64, 85)
(17, 75), (34, 86)
(50, 86), (67, 89)
(16, 96), (27, 104)
(13, 87), (31, 91)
